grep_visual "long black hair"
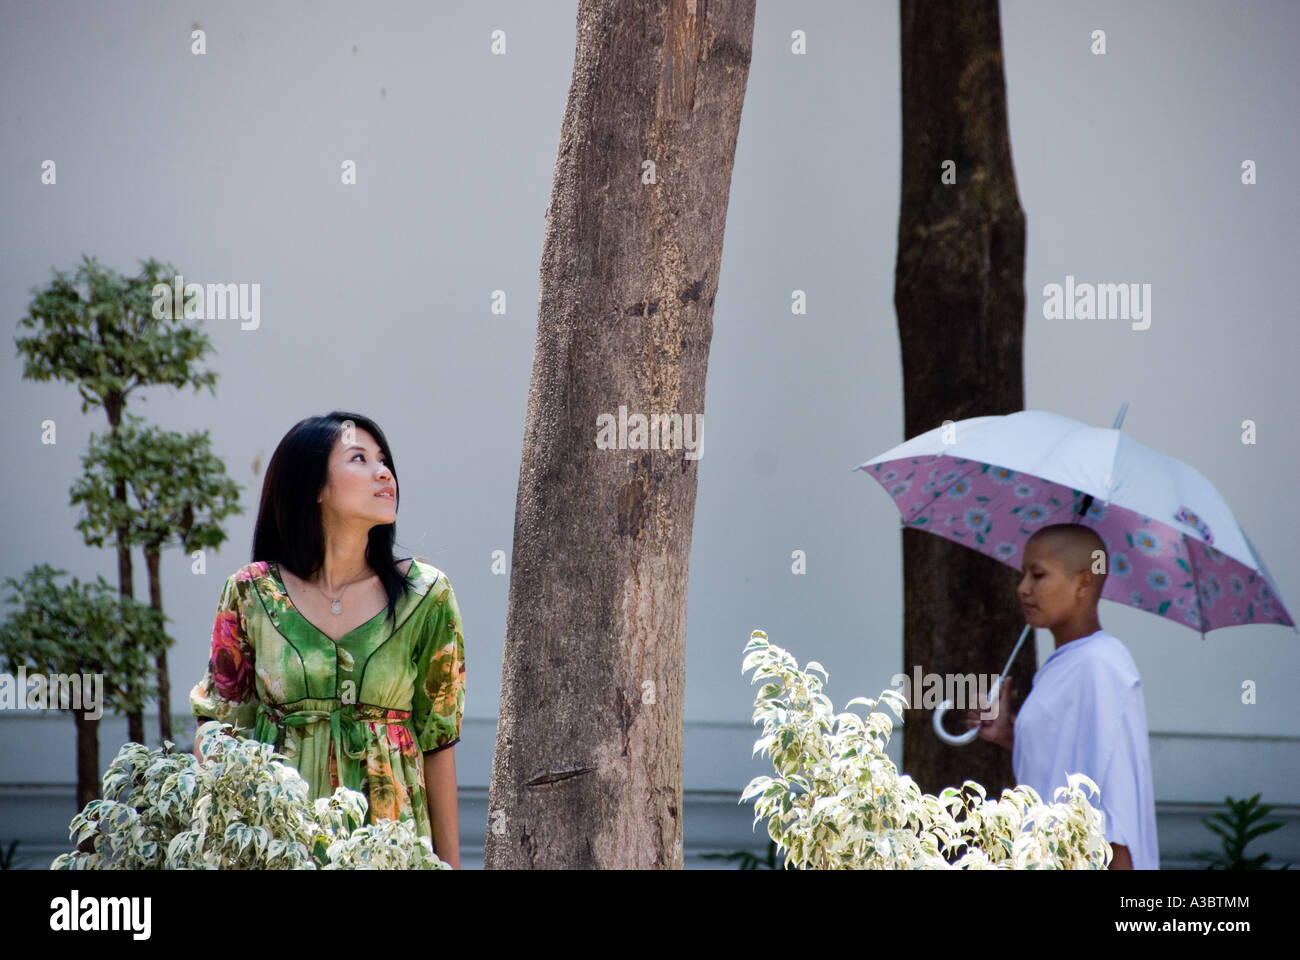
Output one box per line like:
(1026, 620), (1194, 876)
(252, 410), (413, 626)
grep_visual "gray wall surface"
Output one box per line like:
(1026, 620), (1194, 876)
(1, 0), (1297, 868)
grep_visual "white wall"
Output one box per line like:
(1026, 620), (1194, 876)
(1, 0), (1296, 867)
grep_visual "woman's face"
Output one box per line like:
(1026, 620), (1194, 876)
(1017, 540), (1081, 628)
(317, 426), (397, 526)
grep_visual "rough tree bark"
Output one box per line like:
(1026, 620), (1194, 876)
(485, 0), (755, 869)
(895, 0), (1033, 796)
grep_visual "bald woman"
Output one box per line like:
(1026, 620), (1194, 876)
(969, 522), (1160, 869)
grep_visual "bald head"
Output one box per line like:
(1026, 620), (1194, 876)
(1025, 523), (1108, 600)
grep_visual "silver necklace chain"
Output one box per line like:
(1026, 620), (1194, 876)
(310, 570), (374, 615)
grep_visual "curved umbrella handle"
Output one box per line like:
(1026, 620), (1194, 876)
(933, 704), (979, 745)
(933, 623), (1032, 747)
(933, 678), (1002, 746)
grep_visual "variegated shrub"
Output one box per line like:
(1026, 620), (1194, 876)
(741, 630), (1111, 869)
(51, 721), (450, 870)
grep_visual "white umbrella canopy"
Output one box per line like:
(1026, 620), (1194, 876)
(855, 407), (1295, 637)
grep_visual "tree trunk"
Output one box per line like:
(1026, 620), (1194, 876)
(106, 398), (145, 745)
(895, 0), (1032, 796)
(146, 545), (170, 743)
(121, 527), (144, 745)
(72, 710), (100, 849)
(485, 0), (755, 869)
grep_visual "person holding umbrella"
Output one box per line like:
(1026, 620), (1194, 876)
(966, 522), (1159, 870)
(859, 407), (1294, 870)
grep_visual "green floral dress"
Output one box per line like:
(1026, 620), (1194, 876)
(189, 557), (466, 842)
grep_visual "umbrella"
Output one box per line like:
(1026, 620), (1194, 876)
(854, 403), (1295, 745)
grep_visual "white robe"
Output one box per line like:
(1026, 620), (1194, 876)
(1013, 628), (1160, 869)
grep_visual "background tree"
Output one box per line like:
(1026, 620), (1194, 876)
(485, 0), (756, 868)
(894, 0), (1031, 794)
(70, 412), (243, 743)
(15, 255), (218, 743)
(0, 564), (169, 813)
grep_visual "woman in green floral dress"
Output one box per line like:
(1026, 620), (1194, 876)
(190, 411), (466, 866)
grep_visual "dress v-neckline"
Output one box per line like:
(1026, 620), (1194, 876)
(269, 559), (417, 645)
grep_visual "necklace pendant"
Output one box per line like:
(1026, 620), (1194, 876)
(330, 599), (343, 615)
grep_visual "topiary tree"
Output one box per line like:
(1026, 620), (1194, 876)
(15, 254), (219, 744)
(740, 631), (1111, 869)
(0, 564), (169, 813)
(52, 724), (449, 870)
(70, 412), (243, 743)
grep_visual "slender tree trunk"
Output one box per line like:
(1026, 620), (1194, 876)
(146, 545), (170, 743)
(105, 395), (145, 745)
(72, 711), (100, 848)
(485, 0), (755, 869)
(895, 0), (1032, 795)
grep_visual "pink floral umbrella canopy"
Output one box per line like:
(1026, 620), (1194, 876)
(855, 409), (1294, 636)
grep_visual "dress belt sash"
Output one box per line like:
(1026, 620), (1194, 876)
(254, 701), (412, 793)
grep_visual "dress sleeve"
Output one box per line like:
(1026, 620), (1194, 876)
(412, 576), (467, 754)
(189, 573), (259, 734)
